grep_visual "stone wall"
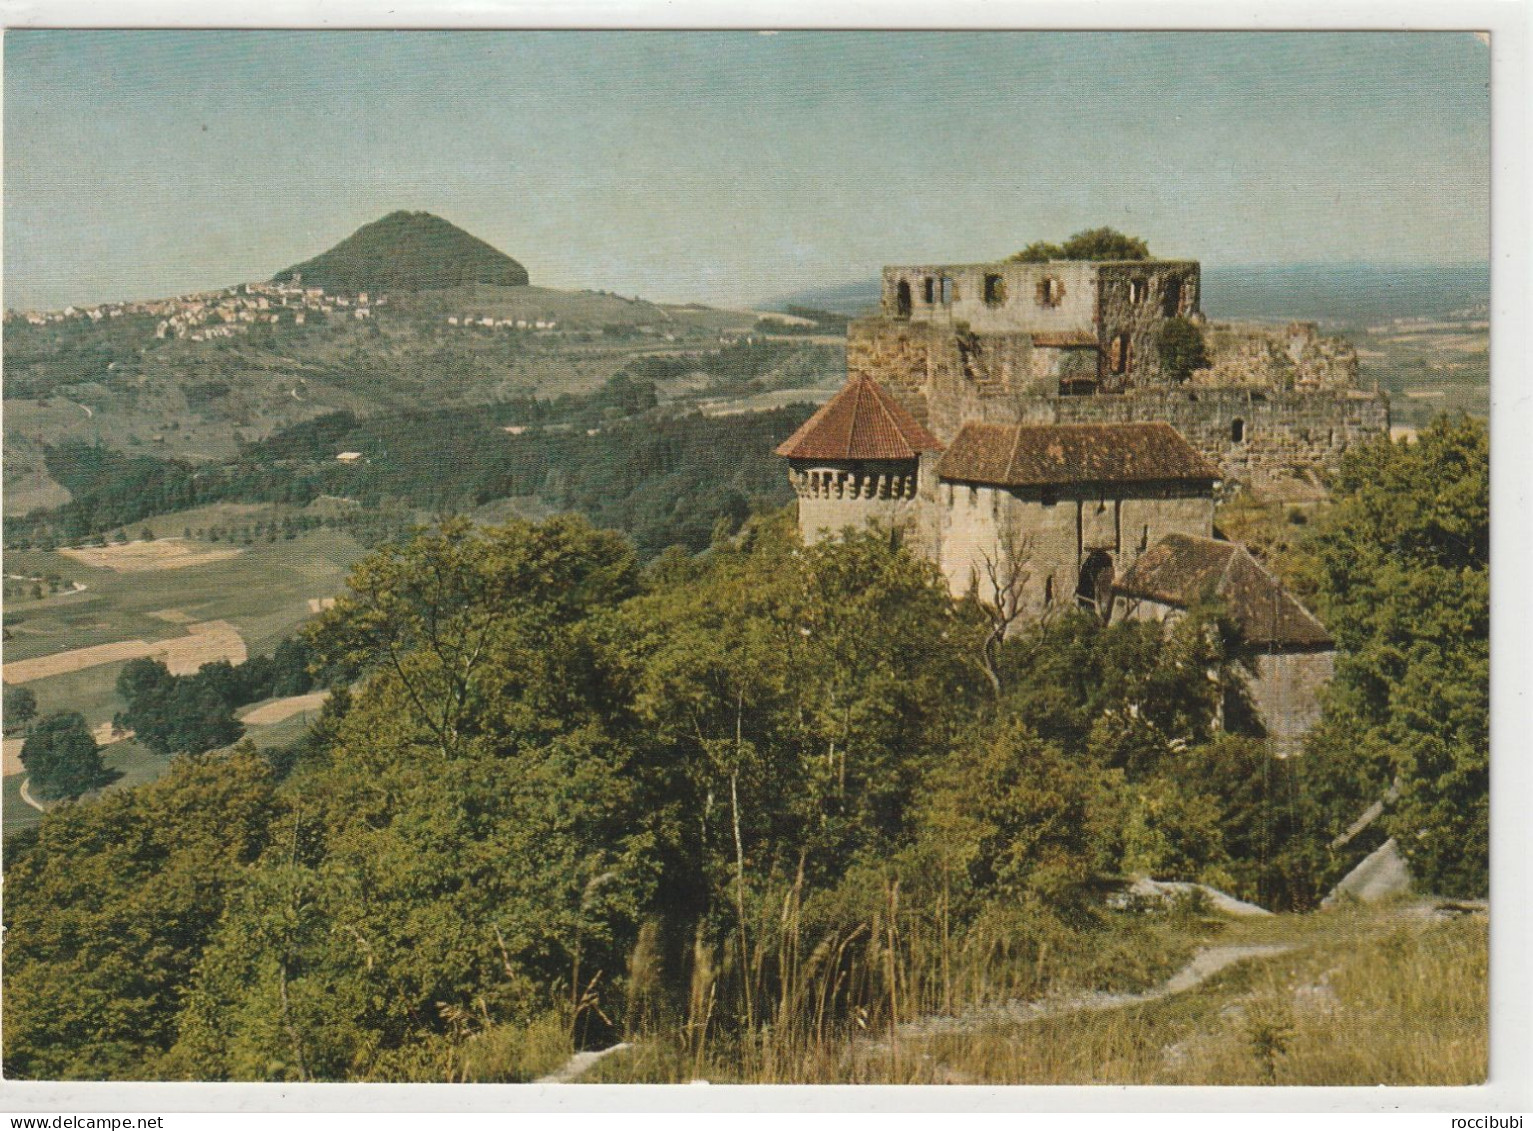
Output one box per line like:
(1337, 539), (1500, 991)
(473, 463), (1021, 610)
(1249, 649), (1336, 758)
(1094, 262), (1203, 392)
(845, 318), (1388, 490)
(881, 260), (1103, 335)
(1200, 320), (1358, 391)
(789, 457), (925, 546)
(1042, 387), (1389, 490)
(936, 481), (1215, 618)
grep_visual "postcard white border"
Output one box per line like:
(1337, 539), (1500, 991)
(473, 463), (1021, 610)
(0, 0), (1526, 1117)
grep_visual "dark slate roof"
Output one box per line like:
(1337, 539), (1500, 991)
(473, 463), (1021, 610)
(1114, 534), (1333, 648)
(1031, 331), (1099, 348)
(935, 422), (1218, 488)
(775, 375), (943, 461)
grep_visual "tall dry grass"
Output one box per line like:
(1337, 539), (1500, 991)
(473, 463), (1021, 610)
(584, 900), (1487, 1086)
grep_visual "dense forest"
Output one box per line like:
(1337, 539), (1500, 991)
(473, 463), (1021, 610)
(5, 394), (814, 560)
(2, 416), (1487, 1082)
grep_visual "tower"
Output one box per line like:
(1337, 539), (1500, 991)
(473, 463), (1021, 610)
(775, 374), (944, 548)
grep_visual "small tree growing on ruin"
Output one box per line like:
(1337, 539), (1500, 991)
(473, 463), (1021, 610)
(1009, 241), (1063, 263)
(1060, 227), (1150, 260)
(1011, 228), (1151, 263)
(1159, 317), (1210, 382)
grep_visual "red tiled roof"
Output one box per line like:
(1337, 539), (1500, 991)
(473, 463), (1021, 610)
(935, 422), (1218, 487)
(1031, 331), (1099, 348)
(1114, 534), (1333, 648)
(774, 375), (943, 461)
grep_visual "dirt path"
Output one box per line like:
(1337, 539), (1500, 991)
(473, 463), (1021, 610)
(18, 777), (47, 812)
(895, 944), (1294, 1040)
(535, 1042), (632, 1084)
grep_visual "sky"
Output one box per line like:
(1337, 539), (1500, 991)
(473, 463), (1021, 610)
(2, 30), (1491, 311)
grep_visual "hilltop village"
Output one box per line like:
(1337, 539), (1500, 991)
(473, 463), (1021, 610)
(778, 249), (1390, 754)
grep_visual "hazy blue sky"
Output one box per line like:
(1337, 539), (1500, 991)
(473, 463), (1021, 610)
(3, 30), (1490, 310)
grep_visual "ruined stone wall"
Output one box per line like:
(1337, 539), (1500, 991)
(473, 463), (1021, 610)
(1095, 262), (1203, 392)
(847, 315), (1387, 490)
(882, 261), (1101, 335)
(1200, 320), (1358, 391)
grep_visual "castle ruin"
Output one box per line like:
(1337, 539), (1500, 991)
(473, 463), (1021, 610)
(852, 256), (1388, 492)
(777, 248), (1383, 747)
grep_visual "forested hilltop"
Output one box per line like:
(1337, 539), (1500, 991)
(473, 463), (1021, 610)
(2, 416), (1487, 1084)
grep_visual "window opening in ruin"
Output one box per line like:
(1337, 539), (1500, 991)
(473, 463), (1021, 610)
(1163, 278), (1183, 316)
(984, 274), (1006, 306)
(895, 280), (913, 319)
(1129, 279), (1146, 305)
(1036, 277), (1064, 307)
(1076, 550), (1115, 620)
(1140, 523), (1149, 551)
(1110, 333), (1131, 375)
(923, 277), (936, 304)
(940, 276), (950, 304)
(1231, 418), (1246, 443)
(1045, 576), (1054, 605)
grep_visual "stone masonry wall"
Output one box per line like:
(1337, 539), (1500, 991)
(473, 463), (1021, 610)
(1094, 262), (1202, 392)
(1250, 650), (1336, 758)
(937, 482), (1215, 618)
(1199, 320), (1359, 391)
(846, 318), (1388, 491)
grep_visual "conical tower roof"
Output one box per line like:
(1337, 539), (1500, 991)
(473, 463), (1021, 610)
(774, 375), (943, 461)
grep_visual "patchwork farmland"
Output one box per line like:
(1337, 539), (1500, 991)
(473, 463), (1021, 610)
(1, 528), (367, 837)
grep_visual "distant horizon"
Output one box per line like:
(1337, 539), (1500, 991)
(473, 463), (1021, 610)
(5, 31), (1489, 312)
(1, 229), (1495, 315)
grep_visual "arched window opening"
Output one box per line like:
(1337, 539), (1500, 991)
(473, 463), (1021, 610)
(895, 280), (912, 319)
(1129, 279), (1146, 305)
(1163, 277), (1184, 316)
(1231, 418), (1246, 444)
(1076, 550), (1116, 621)
(1110, 333), (1132, 375)
(923, 277), (936, 304)
(984, 274), (1006, 306)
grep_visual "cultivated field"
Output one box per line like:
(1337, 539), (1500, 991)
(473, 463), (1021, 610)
(1, 620), (246, 684)
(238, 690), (329, 726)
(1349, 317), (1489, 429)
(1, 529), (366, 836)
(60, 539), (243, 572)
(3, 738), (23, 777)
